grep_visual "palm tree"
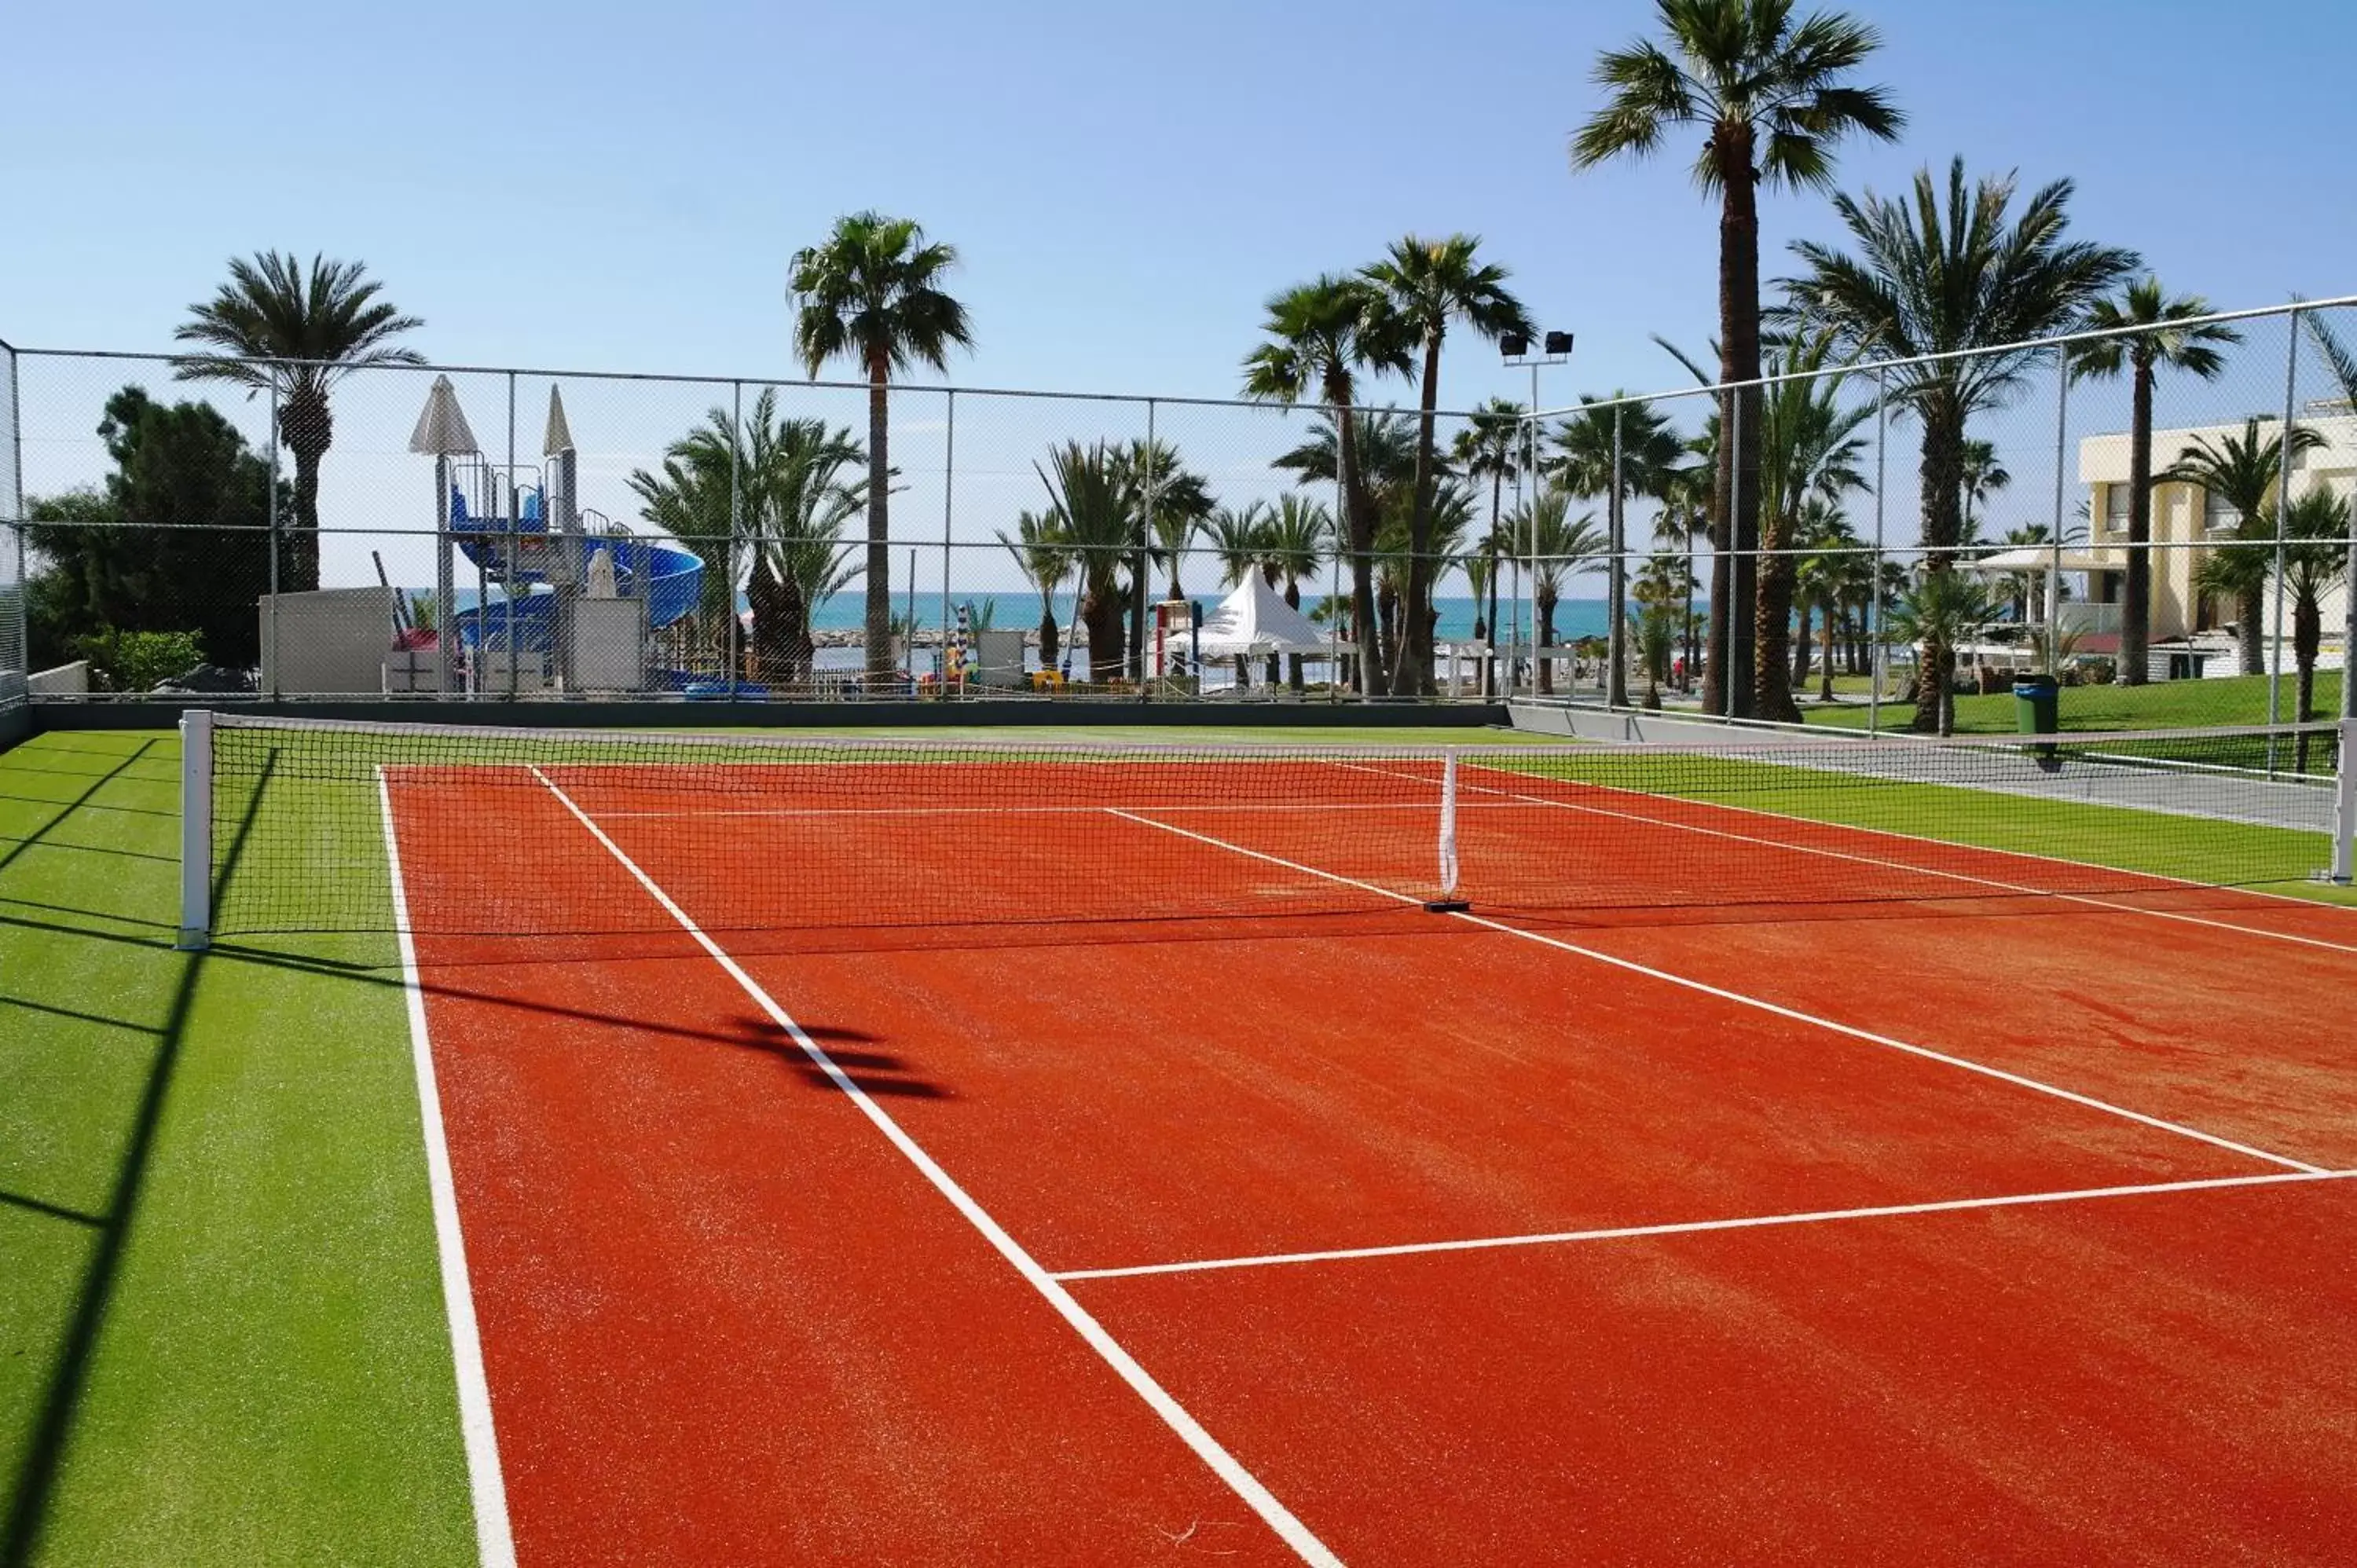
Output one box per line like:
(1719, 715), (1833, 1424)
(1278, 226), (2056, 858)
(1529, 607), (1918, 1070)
(1957, 439), (2010, 545)
(1791, 499), (1862, 698)
(1270, 408), (1420, 683)
(2069, 278), (2240, 685)
(1244, 277), (1413, 694)
(1753, 335), (1871, 719)
(996, 508), (1072, 675)
(1785, 157), (2138, 730)
(174, 252), (423, 593)
(1263, 494), (1332, 691)
(1508, 489), (1605, 694)
(1033, 441), (1135, 682)
(787, 211), (975, 680)
(1451, 398), (1527, 696)
(2275, 489), (2352, 770)
(1883, 571), (2000, 735)
(1362, 235), (1532, 694)
(1115, 438), (1215, 610)
(628, 394), (866, 688)
(2169, 419), (2322, 675)
(1549, 395), (1686, 706)
(1573, 0), (1902, 718)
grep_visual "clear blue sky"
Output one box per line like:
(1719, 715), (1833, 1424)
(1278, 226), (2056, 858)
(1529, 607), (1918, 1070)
(5, 1), (2353, 601)
(6, 0), (2351, 401)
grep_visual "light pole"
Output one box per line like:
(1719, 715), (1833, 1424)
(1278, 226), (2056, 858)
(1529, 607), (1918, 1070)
(1501, 330), (1572, 698)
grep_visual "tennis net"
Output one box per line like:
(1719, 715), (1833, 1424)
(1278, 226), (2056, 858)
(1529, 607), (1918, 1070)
(178, 712), (2355, 944)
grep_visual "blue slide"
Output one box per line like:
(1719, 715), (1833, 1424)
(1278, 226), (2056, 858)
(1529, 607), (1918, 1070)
(449, 487), (704, 649)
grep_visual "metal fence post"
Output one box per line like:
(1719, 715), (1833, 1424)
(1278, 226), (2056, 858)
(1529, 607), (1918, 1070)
(1868, 367), (1888, 735)
(504, 370), (518, 700)
(1135, 400), (1156, 689)
(2333, 718), (2357, 882)
(2047, 345), (2069, 660)
(940, 387), (955, 695)
(1726, 383), (1743, 718)
(177, 708), (211, 949)
(1607, 405), (1626, 708)
(266, 376), (280, 699)
(2267, 310), (2301, 768)
(728, 379), (742, 693)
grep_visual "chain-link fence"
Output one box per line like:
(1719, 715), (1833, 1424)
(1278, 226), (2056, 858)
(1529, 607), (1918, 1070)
(3, 298), (2352, 727)
(1528, 295), (2357, 740)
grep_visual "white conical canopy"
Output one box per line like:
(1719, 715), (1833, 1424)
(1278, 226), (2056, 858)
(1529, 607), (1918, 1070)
(585, 545), (618, 598)
(1195, 573), (1329, 656)
(542, 385), (576, 456)
(407, 375), (480, 456)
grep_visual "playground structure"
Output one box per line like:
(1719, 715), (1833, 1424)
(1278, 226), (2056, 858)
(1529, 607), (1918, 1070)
(404, 377), (705, 694)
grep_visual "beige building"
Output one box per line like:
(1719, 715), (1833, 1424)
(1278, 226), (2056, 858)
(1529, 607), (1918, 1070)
(2075, 406), (2355, 675)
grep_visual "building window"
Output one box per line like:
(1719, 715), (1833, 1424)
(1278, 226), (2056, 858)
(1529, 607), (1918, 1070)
(2102, 483), (2130, 536)
(2202, 488), (2241, 535)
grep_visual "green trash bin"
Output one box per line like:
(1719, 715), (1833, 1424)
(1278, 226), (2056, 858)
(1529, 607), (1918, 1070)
(2014, 674), (2059, 756)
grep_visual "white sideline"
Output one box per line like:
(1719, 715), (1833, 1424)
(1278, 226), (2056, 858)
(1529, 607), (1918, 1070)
(1105, 809), (2327, 1177)
(1449, 758), (2357, 958)
(1053, 1168), (2357, 1281)
(529, 769), (1343, 1568)
(376, 768), (517, 1568)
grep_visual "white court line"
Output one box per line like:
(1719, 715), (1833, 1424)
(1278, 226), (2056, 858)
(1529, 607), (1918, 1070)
(376, 769), (517, 1568)
(529, 769), (1343, 1568)
(1105, 808), (2326, 1176)
(590, 800), (1500, 819)
(1054, 1168), (2357, 1281)
(1443, 757), (2357, 958)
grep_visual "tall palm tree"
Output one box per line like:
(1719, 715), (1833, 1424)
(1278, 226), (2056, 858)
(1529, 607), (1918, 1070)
(1574, 0), (1902, 718)
(174, 251), (423, 593)
(996, 508), (1072, 674)
(1785, 157), (2138, 730)
(2168, 419), (2322, 674)
(1244, 277), (1413, 694)
(1508, 489), (1605, 694)
(1883, 571), (2000, 735)
(1549, 395), (1686, 705)
(1033, 441), (1135, 682)
(1263, 494), (1332, 691)
(788, 211), (975, 680)
(1362, 235), (1532, 694)
(1451, 397), (1527, 696)
(2070, 278), (2239, 685)
(1957, 438), (2010, 545)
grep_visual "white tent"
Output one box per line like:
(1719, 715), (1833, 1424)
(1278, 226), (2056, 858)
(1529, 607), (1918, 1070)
(1194, 573), (1329, 657)
(1955, 545), (2120, 574)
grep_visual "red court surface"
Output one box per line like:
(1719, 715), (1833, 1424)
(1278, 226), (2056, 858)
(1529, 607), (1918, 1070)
(383, 762), (2357, 1566)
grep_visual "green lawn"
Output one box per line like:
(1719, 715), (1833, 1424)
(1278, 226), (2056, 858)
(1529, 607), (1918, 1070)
(0, 730), (475, 1566)
(1802, 669), (2346, 736)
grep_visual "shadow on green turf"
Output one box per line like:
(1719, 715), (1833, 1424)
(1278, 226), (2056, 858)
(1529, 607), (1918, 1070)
(0, 738), (226, 1568)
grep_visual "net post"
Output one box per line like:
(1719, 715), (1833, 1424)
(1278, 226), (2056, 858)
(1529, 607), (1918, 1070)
(1424, 748), (1468, 913)
(178, 709), (212, 950)
(2333, 718), (2356, 885)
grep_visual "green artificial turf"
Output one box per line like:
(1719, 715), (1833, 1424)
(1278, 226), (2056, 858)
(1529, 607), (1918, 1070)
(0, 731), (475, 1566)
(1802, 669), (2346, 737)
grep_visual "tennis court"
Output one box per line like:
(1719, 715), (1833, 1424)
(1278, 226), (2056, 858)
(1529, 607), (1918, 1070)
(200, 716), (2357, 1564)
